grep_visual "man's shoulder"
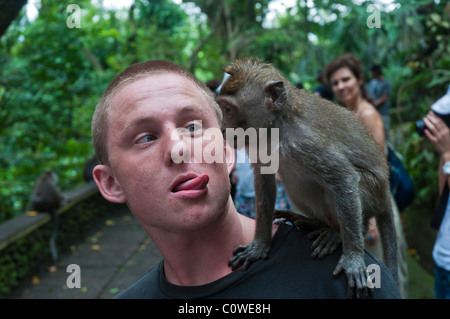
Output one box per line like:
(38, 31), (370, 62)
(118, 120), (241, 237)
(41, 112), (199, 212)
(115, 224), (400, 299)
(252, 223), (401, 299)
(114, 262), (164, 299)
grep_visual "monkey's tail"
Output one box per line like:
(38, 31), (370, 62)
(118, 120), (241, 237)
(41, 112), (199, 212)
(377, 198), (398, 284)
(49, 211), (59, 263)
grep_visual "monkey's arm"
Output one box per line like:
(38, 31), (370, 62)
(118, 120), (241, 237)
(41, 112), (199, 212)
(324, 167), (369, 298)
(229, 168), (276, 271)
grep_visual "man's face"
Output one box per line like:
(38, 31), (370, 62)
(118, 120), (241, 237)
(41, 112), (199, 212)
(98, 73), (233, 233)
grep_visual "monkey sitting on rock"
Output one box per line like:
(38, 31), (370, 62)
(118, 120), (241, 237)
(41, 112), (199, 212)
(216, 58), (397, 299)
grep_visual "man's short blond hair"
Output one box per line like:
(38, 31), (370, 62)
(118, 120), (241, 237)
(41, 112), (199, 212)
(91, 60), (222, 166)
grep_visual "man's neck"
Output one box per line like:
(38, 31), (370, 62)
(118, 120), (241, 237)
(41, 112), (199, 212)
(146, 203), (270, 286)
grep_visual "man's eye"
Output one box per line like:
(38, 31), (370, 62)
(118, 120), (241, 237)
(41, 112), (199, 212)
(187, 123), (201, 133)
(136, 135), (157, 144)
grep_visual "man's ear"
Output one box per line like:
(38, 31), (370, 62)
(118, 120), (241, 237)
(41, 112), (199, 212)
(224, 140), (236, 174)
(264, 80), (286, 111)
(93, 165), (127, 203)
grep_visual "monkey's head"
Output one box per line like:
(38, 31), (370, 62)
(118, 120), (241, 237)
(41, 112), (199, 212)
(42, 170), (58, 185)
(216, 58), (288, 133)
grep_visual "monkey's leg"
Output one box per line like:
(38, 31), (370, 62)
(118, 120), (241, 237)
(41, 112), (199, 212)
(331, 182), (370, 299)
(229, 171), (276, 271)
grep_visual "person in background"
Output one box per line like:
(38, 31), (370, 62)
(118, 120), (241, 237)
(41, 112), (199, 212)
(325, 53), (408, 298)
(313, 69), (334, 101)
(232, 148), (256, 218)
(232, 149), (292, 218)
(367, 64), (392, 140)
(423, 85), (450, 299)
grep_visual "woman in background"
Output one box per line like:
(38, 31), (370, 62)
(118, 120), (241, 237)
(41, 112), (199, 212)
(325, 53), (408, 298)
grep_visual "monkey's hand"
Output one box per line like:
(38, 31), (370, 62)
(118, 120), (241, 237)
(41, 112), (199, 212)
(333, 253), (372, 299)
(228, 240), (271, 271)
(308, 227), (341, 259)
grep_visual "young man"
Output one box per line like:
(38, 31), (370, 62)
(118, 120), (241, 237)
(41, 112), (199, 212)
(367, 64), (392, 140)
(91, 59), (400, 299)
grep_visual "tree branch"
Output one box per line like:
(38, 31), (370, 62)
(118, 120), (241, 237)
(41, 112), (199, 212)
(189, 1), (223, 73)
(0, 0), (28, 39)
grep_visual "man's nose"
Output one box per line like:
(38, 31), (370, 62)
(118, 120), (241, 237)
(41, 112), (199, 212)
(336, 81), (345, 91)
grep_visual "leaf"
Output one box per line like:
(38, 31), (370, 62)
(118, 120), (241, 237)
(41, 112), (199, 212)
(31, 276), (40, 285)
(91, 244), (101, 251)
(109, 287), (120, 294)
(407, 248), (418, 256)
(430, 13), (441, 24)
(48, 265), (57, 272)
(26, 211), (38, 217)
(105, 219), (115, 226)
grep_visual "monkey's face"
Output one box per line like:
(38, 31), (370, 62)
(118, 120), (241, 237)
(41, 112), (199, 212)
(42, 170), (58, 185)
(216, 97), (248, 132)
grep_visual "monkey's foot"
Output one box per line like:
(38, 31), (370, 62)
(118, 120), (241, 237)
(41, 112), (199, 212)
(307, 227), (341, 259)
(228, 240), (271, 271)
(333, 254), (372, 299)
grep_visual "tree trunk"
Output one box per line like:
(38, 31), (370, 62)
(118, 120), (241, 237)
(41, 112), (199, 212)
(0, 0), (28, 39)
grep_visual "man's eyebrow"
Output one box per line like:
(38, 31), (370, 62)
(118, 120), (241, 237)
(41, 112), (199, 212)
(126, 116), (158, 131)
(176, 105), (203, 116)
(125, 105), (203, 130)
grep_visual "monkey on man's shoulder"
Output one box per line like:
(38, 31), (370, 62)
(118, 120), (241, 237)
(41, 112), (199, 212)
(216, 57), (397, 299)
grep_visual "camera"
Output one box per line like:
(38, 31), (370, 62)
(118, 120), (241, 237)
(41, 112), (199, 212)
(415, 85), (450, 136)
(415, 113), (450, 136)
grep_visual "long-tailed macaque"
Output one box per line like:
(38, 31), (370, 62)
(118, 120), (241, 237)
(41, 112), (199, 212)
(216, 58), (397, 298)
(29, 170), (65, 262)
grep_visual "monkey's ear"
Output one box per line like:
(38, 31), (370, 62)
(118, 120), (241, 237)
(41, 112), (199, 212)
(264, 81), (286, 111)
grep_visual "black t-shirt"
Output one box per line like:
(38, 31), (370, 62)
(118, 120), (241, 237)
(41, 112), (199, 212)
(115, 223), (400, 299)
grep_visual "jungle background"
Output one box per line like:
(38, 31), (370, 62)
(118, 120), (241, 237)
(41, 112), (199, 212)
(0, 0), (449, 298)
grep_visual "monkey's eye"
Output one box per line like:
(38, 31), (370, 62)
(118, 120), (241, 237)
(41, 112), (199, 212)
(136, 134), (157, 144)
(224, 107), (231, 115)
